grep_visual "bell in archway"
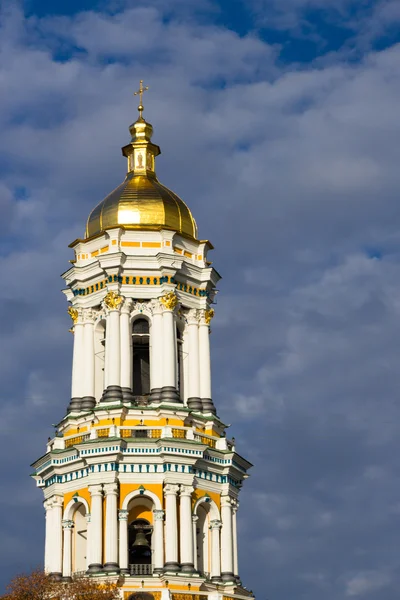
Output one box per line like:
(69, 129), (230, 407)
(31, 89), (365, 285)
(133, 528), (150, 547)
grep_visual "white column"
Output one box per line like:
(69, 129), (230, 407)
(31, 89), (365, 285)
(187, 310), (201, 411)
(179, 486), (194, 573)
(85, 513), (91, 570)
(44, 500), (53, 574)
(62, 520), (74, 580)
(164, 484), (180, 571)
(199, 310), (215, 413)
(52, 496), (63, 576)
(88, 485), (103, 573)
(71, 309), (85, 404)
(161, 301), (179, 402)
(153, 509), (165, 574)
(118, 509), (129, 574)
(150, 302), (163, 401)
(192, 515), (199, 572)
(104, 483), (119, 572)
(82, 310), (95, 409)
(220, 496), (234, 581)
(232, 501), (239, 579)
(182, 330), (189, 404)
(103, 298), (122, 401)
(210, 520), (222, 581)
(120, 301), (133, 401)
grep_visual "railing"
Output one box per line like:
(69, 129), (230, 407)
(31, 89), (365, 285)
(129, 564), (153, 576)
(120, 428), (162, 439)
(194, 434), (216, 448)
(65, 434), (90, 448)
(96, 428), (109, 438)
(171, 428), (186, 439)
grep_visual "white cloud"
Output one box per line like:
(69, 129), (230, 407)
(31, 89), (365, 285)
(345, 571), (392, 596)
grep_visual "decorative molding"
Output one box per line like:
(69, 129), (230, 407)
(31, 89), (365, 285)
(153, 509), (165, 521)
(118, 509), (129, 521)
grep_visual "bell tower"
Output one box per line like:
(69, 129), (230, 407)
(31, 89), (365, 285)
(32, 84), (254, 600)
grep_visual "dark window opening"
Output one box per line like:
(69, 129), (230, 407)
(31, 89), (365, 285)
(132, 319), (150, 396)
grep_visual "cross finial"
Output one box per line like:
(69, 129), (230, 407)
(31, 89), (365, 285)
(134, 79), (149, 120)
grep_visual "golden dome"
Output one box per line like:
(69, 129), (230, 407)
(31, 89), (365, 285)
(85, 172), (197, 239)
(85, 92), (197, 240)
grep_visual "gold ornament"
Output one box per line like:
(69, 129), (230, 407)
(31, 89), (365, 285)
(104, 290), (123, 310)
(133, 79), (149, 120)
(205, 308), (215, 325)
(67, 306), (78, 324)
(160, 291), (178, 311)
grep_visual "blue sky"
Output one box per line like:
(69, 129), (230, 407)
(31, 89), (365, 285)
(1, 1), (400, 598)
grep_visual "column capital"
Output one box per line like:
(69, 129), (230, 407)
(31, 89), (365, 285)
(221, 495), (233, 508)
(153, 509), (165, 521)
(103, 482), (119, 496)
(160, 291), (179, 312)
(118, 509), (129, 521)
(67, 306), (79, 326)
(199, 307), (215, 326)
(62, 519), (74, 529)
(82, 307), (96, 323)
(210, 519), (222, 530)
(86, 513), (91, 523)
(180, 485), (194, 497)
(192, 515), (199, 524)
(164, 483), (180, 496)
(89, 484), (103, 497)
(186, 308), (200, 325)
(52, 495), (64, 508)
(231, 499), (239, 512)
(121, 298), (133, 314)
(103, 290), (124, 312)
(150, 298), (163, 315)
(43, 498), (53, 511)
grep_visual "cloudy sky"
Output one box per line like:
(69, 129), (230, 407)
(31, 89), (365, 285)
(1, 0), (400, 598)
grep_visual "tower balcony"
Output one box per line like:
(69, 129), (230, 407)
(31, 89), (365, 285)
(51, 426), (235, 452)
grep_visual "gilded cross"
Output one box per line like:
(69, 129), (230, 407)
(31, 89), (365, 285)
(134, 80), (149, 119)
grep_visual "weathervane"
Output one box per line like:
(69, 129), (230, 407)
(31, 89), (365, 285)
(134, 79), (149, 120)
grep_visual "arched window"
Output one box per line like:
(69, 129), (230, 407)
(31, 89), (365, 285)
(132, 318), (150, 396)
(128, 518), (152, 567)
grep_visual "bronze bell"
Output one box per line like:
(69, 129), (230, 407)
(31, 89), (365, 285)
(133, 528), (149, 547)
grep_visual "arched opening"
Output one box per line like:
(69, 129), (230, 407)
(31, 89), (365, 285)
(128, 594), (155, 600)
(132, 318), (150, 397)
(72, 503), (87, 574)
(127, 497), (154, 575)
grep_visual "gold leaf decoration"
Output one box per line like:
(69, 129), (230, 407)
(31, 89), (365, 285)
(104, 290), (124, 310)
(67, 306), (78, 324)
(205, 308), (215, 325)
(160, 291), (178, 311)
